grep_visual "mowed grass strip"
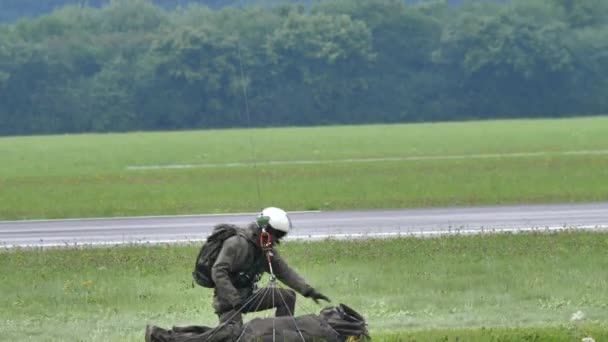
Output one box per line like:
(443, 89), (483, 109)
(1, 116), (608, 220)
(1, 232), (607, 341)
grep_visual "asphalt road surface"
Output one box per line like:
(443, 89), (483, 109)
(1, 202), (607, 248)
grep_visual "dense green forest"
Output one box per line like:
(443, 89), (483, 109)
(0, 0), (607, 135)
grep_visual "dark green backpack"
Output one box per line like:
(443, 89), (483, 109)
(192, 224), (240, 288)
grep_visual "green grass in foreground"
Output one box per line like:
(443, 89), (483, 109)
(1, 117), (608, 219)
(1, 232), (607, 341)
(373, 324), (608, 341)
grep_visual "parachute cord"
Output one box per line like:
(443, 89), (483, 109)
(235, 285), (274, 342)
(204, 286), (270, 342)
(272, 285), (277, 342)
(259, 228), (279, 342)
(276, 286), (307, 342)
(236, 0), (262, 208)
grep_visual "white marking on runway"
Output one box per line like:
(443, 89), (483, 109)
(3, 225), (606, 249)
(0, 210), (320, 224)
(126, 149), (608, 171)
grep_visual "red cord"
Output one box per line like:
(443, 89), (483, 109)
(260, 230), (272, 250)
(260, 230), (275, 276)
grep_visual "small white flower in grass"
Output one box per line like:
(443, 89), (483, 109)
(570, 310), (585, 322)
(581, 337), (595, 342)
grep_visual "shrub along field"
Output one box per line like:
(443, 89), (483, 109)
(1, 232), (607, 341)
(1, 116), (608, 220)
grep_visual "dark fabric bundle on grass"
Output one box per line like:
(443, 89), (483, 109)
(146, 304), (369, 342)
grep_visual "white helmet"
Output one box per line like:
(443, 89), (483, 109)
(257, 207), (292, 233)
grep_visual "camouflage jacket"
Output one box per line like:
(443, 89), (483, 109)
(211, 224), (313, 310)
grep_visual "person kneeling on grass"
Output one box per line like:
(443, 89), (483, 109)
(191, 206), (331, 325)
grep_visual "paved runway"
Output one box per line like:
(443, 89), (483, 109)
(1, 202), (607, 248)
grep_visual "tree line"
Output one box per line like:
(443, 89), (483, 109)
(0, 1), (478, 23)
(0, 0), (606, 135)
(0, 0), (315, 23)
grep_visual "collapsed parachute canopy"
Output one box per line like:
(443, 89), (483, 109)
(146, 303), (370, 342)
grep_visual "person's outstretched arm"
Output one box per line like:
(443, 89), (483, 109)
(271, 250), (331, 303)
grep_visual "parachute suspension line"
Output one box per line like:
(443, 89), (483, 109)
(203, 286), (270, 342)
(272, 285), (277, 342)
(236, 0), (262, 208)
(230, 280), (308, 342)
(214, 285), (267, 327)
(236, 282), (274, 342)
(259, 227), (280, 342)
(276, 287), (307, 342)
(235, 285), (274, 342)
(259, 229), (305, 342)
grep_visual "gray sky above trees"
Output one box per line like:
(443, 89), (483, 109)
(0, 0), (511, 23)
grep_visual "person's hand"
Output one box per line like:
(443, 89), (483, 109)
(305, 289), (331, 304)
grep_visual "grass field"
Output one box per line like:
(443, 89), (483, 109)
(1, 116), (608, 220)
(1, 232), (607, 341)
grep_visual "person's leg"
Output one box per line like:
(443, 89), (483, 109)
(217, 309), (243, 325)
(243, 288), (296, 317)
(213, 292), (244, 325)
(274, 288), (296, 316)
